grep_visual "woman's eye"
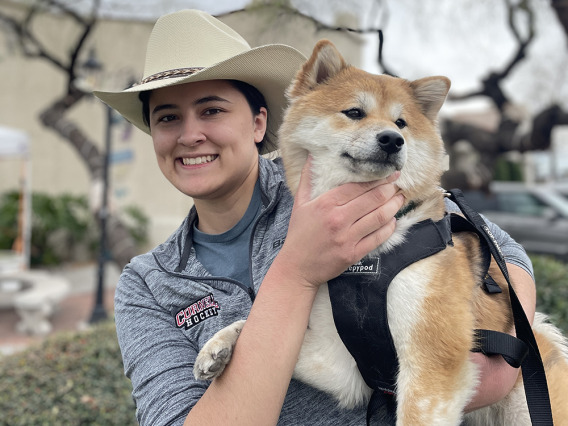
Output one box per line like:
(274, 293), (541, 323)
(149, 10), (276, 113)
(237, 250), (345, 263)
(204, 108), (222, 116)
(395, 118), (407, 129)
(341, 108), (365, 120)
(158, 114), (177, 123)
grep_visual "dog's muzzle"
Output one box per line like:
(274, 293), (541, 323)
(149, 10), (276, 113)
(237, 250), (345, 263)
(377, 130), (404, 155)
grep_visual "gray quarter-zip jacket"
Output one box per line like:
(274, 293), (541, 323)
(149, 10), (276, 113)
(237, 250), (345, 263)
(114, 156), (533, 426)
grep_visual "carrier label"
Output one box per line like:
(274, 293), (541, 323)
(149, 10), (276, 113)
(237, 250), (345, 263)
(343, 257), (380, 275)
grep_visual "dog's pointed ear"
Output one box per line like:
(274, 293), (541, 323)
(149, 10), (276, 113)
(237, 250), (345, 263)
(410, 77), (451, 121)
(287, 39), (348, 100)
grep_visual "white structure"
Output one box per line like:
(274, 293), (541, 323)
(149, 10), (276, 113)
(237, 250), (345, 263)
(0, 126), (70, 336)
(0, 126), (31, 274)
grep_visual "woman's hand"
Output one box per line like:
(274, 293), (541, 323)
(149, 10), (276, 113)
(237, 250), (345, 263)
(276, 157), (405, 290)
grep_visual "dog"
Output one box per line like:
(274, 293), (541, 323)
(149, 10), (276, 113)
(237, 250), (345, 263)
(194, 40), (568, 425)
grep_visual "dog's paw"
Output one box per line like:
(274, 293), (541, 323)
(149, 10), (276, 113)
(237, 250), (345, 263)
(193, 320), (245, 380)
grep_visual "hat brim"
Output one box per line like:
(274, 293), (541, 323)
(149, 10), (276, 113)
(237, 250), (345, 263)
(94, 44), (306, 154)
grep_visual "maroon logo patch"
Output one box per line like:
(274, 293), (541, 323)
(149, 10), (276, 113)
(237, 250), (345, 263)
(175, 294), (220, 330)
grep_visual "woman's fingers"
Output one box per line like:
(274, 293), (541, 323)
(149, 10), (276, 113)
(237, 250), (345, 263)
(280, 160), (405, 289)
(352, 194), (404, 258)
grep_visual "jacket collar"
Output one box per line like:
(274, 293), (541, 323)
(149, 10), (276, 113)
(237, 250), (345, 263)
(152, 155), (286, 274)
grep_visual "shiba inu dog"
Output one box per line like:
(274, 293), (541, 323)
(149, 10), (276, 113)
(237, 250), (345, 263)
(194, 40), (568, 425)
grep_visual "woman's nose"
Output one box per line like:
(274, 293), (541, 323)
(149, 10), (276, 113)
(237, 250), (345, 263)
(177, 116), (205, 146)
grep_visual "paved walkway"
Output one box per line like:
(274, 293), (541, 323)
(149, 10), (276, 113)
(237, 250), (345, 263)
(0, 263), (121, 355)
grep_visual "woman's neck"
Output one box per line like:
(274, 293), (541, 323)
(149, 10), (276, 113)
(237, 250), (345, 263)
(194, 168), (259, 235)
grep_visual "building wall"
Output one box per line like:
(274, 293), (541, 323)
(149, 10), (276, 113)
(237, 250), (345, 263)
(0, 5), (366, 252)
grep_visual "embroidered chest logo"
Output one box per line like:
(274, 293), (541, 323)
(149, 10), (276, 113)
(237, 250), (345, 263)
(343, 257), (380, 275)
(175, 294), (220, 330)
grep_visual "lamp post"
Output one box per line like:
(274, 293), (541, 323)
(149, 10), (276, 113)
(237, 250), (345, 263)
(89, 102), (113, 323)
(79, 48), (110, 324)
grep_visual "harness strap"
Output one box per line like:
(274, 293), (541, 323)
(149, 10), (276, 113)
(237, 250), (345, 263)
(473, 329), (528, 368)
(449, 213), (529, 368)
(447, 189), (553, 426)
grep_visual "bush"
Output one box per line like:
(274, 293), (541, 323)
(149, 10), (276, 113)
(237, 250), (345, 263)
(493, 157), (524, 182)
(0, 191), (149, 266)
(531, 254), (568, 334)
(0, 320), (136, 425)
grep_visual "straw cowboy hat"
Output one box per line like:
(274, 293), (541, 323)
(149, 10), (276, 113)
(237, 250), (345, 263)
(93, 9), (306, 154)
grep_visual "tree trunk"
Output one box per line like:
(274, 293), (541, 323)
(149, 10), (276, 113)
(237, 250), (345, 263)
(39, 87), (139, 269)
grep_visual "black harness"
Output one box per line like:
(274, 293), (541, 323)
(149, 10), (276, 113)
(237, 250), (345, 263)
(328, 189), (553, 425)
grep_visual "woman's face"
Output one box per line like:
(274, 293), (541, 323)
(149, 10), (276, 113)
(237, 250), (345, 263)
(149, 80), (267, 201)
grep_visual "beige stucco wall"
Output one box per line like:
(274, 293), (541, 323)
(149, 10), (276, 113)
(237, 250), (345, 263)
(0, 5), (365, 252)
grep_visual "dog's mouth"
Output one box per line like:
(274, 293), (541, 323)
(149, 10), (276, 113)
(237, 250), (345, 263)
(341, 152), (404, 174)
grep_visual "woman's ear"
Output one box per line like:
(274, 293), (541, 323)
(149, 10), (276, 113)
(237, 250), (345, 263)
(253, 106), (268, 144)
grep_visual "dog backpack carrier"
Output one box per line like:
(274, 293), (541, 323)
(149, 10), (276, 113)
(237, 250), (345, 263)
(327, 189), (554, 425)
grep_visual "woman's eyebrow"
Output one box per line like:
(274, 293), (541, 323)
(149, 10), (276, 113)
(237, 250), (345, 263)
(151, 103), (176, 117)
(195, 95), (232, 105)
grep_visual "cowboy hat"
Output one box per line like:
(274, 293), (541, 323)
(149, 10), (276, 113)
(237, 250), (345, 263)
(93, 9), (306, 154)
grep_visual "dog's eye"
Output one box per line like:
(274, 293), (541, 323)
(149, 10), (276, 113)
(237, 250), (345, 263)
(395, 118), (407, 129)
(342, 108), (366, 120)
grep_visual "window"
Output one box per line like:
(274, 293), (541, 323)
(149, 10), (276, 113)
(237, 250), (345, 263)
(496, 192), (549, 217)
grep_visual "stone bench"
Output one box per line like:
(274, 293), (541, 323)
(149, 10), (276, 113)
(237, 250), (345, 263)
(2, 270), (71, 336)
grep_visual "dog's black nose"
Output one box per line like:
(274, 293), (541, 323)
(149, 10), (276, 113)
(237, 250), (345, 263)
(377, 131), (404, 154)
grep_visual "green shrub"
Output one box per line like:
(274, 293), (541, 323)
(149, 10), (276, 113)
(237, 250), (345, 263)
(531, 254), (568, 334)
(0, 191), (19, 250)
(0, 191), (149, 266)
(0, 320), (136, 425)
(493, 157), (524, 181)
(121, 204), (149, 248)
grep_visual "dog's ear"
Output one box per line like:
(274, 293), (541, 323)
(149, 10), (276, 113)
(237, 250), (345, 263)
(410, 77), (451, 122)
(287, 39), (348, 99)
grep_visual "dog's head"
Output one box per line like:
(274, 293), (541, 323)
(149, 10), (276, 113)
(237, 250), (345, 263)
(279, 40), (451, 202)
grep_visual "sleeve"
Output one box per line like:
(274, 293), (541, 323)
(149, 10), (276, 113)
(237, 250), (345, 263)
(114, 265), (206, 426)
(445, 198), (534, 280)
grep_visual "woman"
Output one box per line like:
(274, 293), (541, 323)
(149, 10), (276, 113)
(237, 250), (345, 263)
(95, 9), (536, 425)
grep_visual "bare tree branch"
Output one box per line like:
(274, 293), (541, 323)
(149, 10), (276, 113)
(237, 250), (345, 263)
(551, 0), (568, 36)
(38, 86), (104, 179)
(0, 7), (68, 72)
(449, 0), (535, 111)
(218, 1), (394, 74)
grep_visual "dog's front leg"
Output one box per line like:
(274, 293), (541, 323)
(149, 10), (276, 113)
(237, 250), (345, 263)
(194, 319), (246, 380)
(389, 262), (478, 426)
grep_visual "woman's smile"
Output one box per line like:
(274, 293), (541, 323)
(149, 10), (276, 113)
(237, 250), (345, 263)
(180, 155), (219, 166)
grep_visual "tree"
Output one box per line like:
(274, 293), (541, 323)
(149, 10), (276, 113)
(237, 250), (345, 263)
(227, 0), (568, 190)
(0, 0), (139, 268)
(437, 0), (568, 189)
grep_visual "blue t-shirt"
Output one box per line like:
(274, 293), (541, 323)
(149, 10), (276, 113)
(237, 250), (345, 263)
(192, 181), (262, 288)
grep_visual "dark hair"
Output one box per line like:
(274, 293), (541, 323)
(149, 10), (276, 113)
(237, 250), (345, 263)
(139, 80), (270, 152)
(140, 90), (151, 128)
